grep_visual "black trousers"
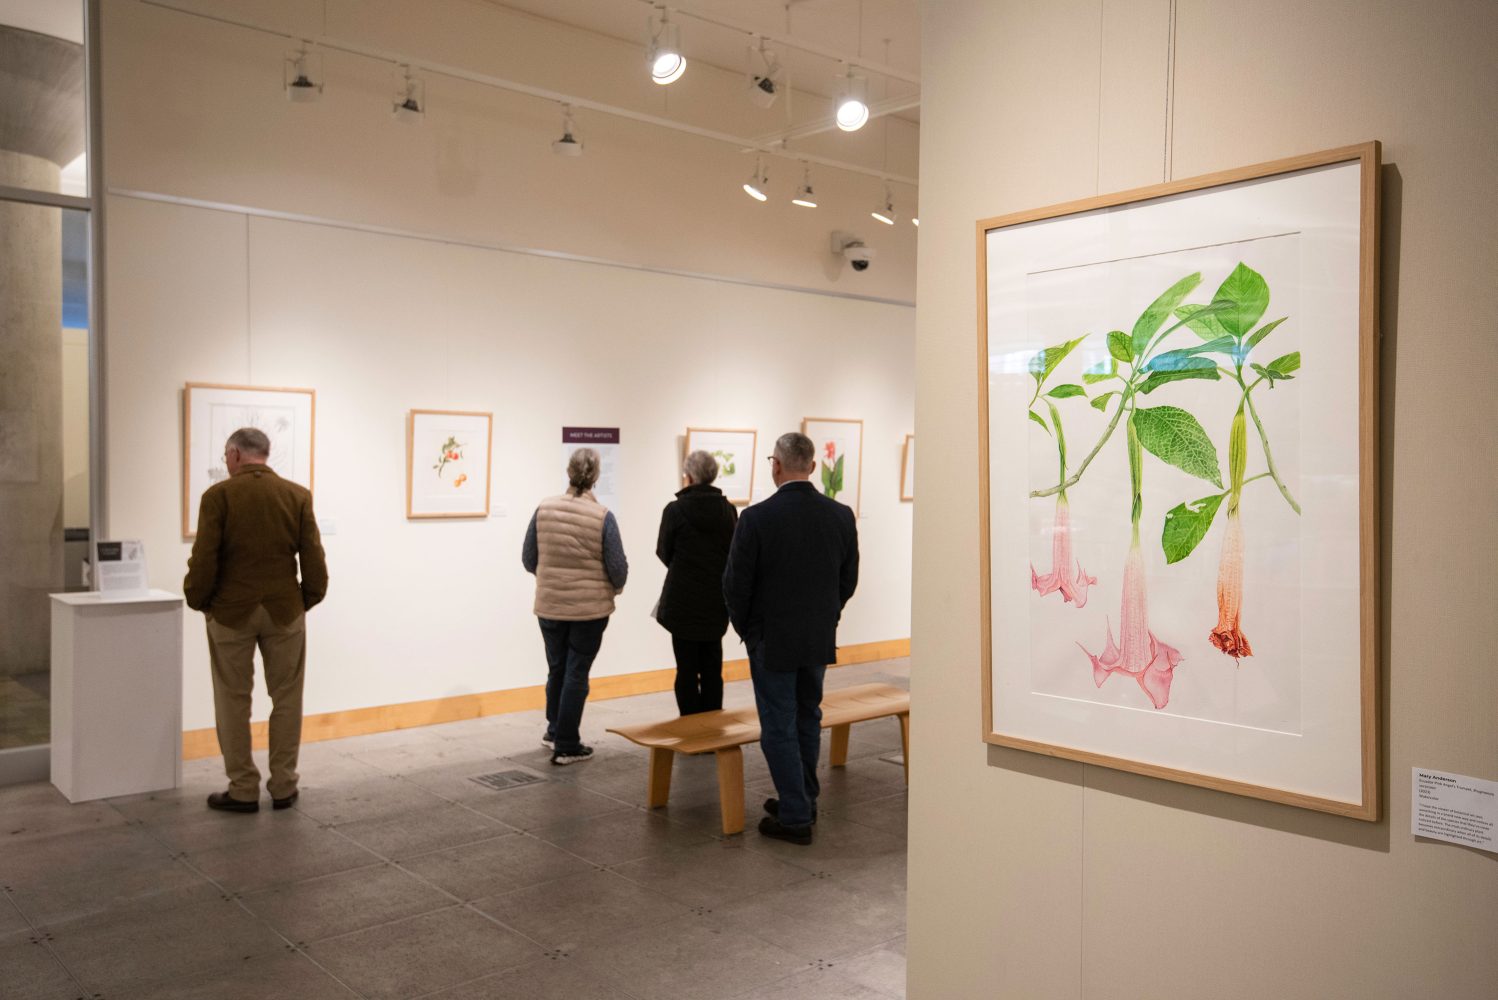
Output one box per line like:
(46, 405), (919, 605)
(671, 635), (724, 715)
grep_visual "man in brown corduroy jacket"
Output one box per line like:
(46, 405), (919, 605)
(184, 427), (328, 813)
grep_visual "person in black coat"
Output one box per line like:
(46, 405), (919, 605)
(723, 431), (859, 844)
(656, 449), (739, 715)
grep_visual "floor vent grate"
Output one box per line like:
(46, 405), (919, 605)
(469, 770), (544, 791)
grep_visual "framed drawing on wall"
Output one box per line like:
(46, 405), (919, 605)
(900, 434), (915, 501)
(802, 417), (863, 516)
(183, 383), (315, 537)
(684, 427), (757, 505)
(407, 410), (493, 519)
(978, 143), (1380, 819)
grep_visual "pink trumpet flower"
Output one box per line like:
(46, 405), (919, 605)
(1078, 545), (1182, 709)
(1209, 511), (1253, 659)
(1030, 497), (1097, 608)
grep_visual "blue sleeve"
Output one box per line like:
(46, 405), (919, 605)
(602, 512), (629, 591)
(522, 511), (539, 574)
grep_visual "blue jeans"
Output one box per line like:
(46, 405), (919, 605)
(538, 617), (609, 754)
(749, 650), (825, 828)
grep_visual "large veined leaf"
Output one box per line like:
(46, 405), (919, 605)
(1028, 336), (1088, 385)
(1145, 345), (1228, 373)
(1107, 330), (1133, 364)
(1209, 263), (1270, 338)
(1131, 273), (1203, 357)
(1174, 302), (1233, 342)
(1133, 405), (1223, 487)
(1161, 492), (1226, 563)
(1139, 363), (1221, 394)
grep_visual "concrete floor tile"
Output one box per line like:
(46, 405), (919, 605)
(529, 807), (714, 867)
(348, 739), (503, 776)
(0, 928), (76, 1000)
(291, 773), (452, 826)
(418, 956), (633, 999)
(0, 899), (28, 936)
(335, 801), (513, 860)
(612, 839), (815, 910)
(8, 851), (207, 928)
(712, 876), (906, 962)
(835, 937), (908, 999)
(823, 791), (908, 840)
(570, 912), (803, 1000)
(186, 823), (383, 894)
(400, 834), (589, 900)
(108, 949), (360, 1000)
(306, 904), (542, 1000)
(0, 782), (129, 845)
(241, 862), (453, 943)
(457, 778), (631, 831)
(1, 824), (177, 887)
(740, 814), (906, 877)
(730, 966), (897, 1000)
(473, 868), (690, 948)
(109, 786), (327, 853)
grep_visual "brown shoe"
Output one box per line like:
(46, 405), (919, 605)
(207, 791), (259, 813)
(272, 791), (299, 810)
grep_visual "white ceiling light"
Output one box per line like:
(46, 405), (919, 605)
(791, 165), (817, 208)
(835, 66), (869, 132)
(742, 156), (769, 202)
(393, 66), (424, 122)
(551, 104), (583, 157)
(284, 45), (322, 102)
(871, 184), (897, 225)
(746, 38), (781, 109)
(648, 7), (687, 86)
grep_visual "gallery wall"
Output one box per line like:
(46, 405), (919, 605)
(907, 1), (1497, 998)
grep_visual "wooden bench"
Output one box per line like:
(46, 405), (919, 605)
(606, 682), (910, 836)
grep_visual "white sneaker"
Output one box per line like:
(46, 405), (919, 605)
(551, 746), (594, 766)
(541, 735), (555, 750)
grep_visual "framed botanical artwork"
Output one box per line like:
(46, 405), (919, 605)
(407, 410), (493, 519)
(183, 383), (315, 537)
(900, 434), (915, 502)
(684, 427), (757, 505)
(802, 418), (863, 516)
(978, 143), (1380, 819)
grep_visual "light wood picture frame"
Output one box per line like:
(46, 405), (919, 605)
(684, 427), (757, 505)
(978, 143), (1380, 820)
(407, 409), (493, 519)
(183, 382), (316, 537)
(802, 418), (864, 517)
(900, 434), (915, 502)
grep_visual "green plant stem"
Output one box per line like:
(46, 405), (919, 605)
(1244, 387), (1301, 515)
(1030, 389), (1130, 498)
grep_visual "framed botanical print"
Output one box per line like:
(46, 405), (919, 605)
(183, 383), (315, 537)
(684, 427), (757, 505)
(802, 417), (864, 516)
(900, 434), (915, 501)
(407, 410), (493, 519)
(979, 143), (1380, 819)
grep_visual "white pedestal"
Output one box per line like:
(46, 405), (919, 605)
(49, 590), (184, 802)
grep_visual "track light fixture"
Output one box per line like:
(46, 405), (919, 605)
(911, 216), (919, 227)
(835, 65), (869, 132)
(648, 7), (687, 85)
(746, 38), (781, 109)
(791, 165), (817, 208)
(742, 156), (769, 202)
(551, 104), (583, 156)
(393, 66), (424, 122)
(284, 44), (322, 102)
(871, 184), (897, 225)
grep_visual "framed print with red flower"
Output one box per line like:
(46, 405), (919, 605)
(407, 410), (492, 519)
(801, 417), (863, 517)
(978, 143), (1380, 819)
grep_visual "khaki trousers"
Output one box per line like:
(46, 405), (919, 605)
(206, 605), (306, 801)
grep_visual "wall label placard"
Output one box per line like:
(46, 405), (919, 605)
(562, 426), (620, 512)
(93, 540), (149, 595)
(1411, 768), (1496, 854)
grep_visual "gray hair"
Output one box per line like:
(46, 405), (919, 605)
(682, 449), (718, 485)
(226, 427), (270, 458)
(567, 447), (601, 494)
(774, 432), (815, 473)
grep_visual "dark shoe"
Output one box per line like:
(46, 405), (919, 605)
(758, 815), (813, 845)
(272, 791), (299, 810)
(550, 745), (594, 766)
(207, 791), (259, 813)
(764, 798), (817, 825)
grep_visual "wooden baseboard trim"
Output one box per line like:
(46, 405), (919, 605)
(181, 637), (910, 760)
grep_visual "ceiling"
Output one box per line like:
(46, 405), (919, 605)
(483, 0), (922, 124)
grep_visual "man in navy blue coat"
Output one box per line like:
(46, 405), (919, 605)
(723, 431), (859, 843)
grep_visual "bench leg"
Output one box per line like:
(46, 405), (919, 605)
(715, 746), (745, 836)
(647, 748), (674, 808)
(829, 723), (851, 768)
(898, 713), (910, 784)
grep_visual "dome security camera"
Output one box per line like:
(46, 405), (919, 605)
(832, 231), (876, 272)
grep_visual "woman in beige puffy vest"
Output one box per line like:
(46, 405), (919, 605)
(521, 448), (629, 764)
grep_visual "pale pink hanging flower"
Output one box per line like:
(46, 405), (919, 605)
(1078, 545), (1182, 709)
(1209, 511), (1253, 659)
(1030, 497), (1096, 608)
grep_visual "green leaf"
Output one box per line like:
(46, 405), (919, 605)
(1133, 405), (1223, 487)
(1245, 316), (1288, 352)
(1174, 302), (1234, 342)
(1145, 348), (1223, 373)
(1107, 330), (1133, 363)
(1161, 492), (1226, 564)
(1045, 400), (1068, 466)
(1047, 383), (1086, 399)
(1082, 358), (1116, 384)
(1250, 363), (1290, 384)
(1131, 273), (1203, 357)
(1267, 351), (1301, 376)
(1209, 263), (1270, 338)
(1090, 391), (1118, 412)
(830, 454), (845, 495)
(1028, 409), (1052, 434)
(1139, 365), (1222, 394)
(1028, 336), (1088, 385)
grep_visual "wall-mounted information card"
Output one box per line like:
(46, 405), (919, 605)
(1411, 768), (1496, 854)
